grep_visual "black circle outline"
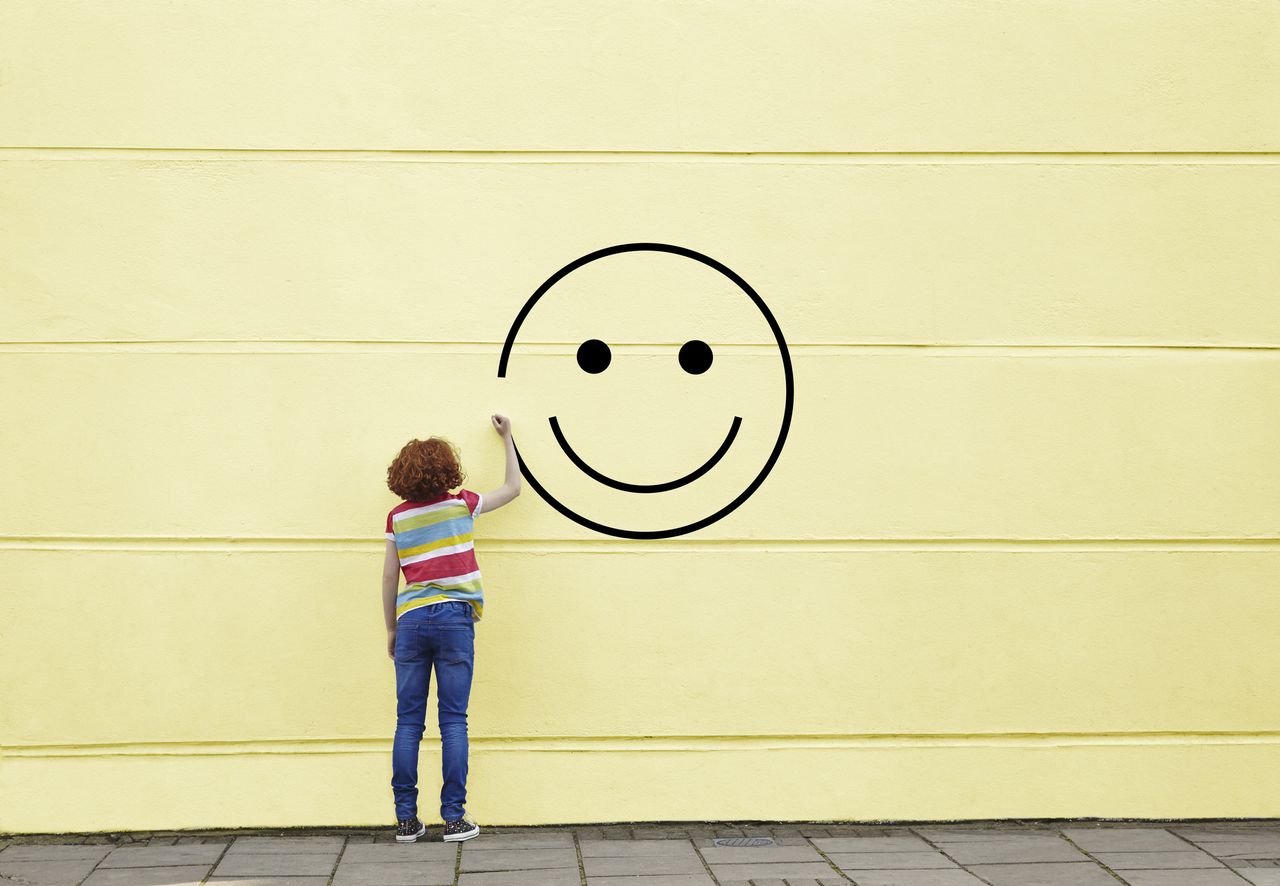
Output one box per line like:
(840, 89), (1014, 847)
(496, 242), (794, 540)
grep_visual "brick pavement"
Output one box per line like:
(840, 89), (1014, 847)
(4, 820), (1280, 885)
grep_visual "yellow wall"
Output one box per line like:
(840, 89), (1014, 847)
(3, 0), (1280, 832)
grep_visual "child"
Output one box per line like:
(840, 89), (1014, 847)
(382, 414), (520, 843)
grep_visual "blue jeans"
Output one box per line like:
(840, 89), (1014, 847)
(391, 600), (475, 822)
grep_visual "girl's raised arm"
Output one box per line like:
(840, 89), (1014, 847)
(476, 414), (521, 514)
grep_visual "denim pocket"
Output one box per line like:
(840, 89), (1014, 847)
(435, 621), (475, 663)
(392, 623), (418, 662)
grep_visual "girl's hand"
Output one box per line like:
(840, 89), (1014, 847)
(491, 414), (512, 438)
(387, 629), (397, 661)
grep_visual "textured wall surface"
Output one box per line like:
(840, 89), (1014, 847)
(3, 0), (1280, 832)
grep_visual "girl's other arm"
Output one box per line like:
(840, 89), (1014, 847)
(477, 413), (521, 514)
(382, 540), (400, 653)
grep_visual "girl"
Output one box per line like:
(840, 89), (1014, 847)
(382, 414), (520, 843)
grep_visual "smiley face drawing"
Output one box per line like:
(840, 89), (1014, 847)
(497, 242), (794, 539)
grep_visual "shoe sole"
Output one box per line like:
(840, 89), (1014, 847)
(443, 825), (480, 842)
(395, 823), (426, 843)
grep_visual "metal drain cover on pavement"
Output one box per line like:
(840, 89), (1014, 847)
(712, 837), (776, 847)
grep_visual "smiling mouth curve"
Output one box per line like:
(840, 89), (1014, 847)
(548, 415), (743, 493)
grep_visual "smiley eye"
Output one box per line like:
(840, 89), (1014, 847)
(678, 339), (713, 375)
(576, 338), (611, 374)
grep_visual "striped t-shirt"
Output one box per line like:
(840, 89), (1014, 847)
(385, 489), (484, 622)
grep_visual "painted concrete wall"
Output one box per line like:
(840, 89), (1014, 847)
(3, 0), (1280, 833)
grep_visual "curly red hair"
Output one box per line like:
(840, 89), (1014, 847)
(386, 437), (466, 501)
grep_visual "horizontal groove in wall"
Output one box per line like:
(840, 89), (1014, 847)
(4, 148), (1280, 164)
(4, 537), (1279, 553)
(2, 342), (1280, 356)
(11, 731), (1280, 758)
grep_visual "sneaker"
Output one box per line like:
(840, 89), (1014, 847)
(395, 815), (426, 843)
(442, 817), (480, 842)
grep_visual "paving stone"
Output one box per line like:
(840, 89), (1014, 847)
(1093, 850), (1226, 869)
(457, 868), (580, 886)
(937, 836), (1088, 864)
(579, 838), (697, 857)
(209, 879), (331, 885)
(1217, 853), (1280, 866)
(709, 860), (839, 879)
(214, 852), (337, 876)
(828, 850), (958, 870)
(1182, 839), (1280, 850)
(813, 836), (934, 852)
(226, 836), (346, 854)
(1062, 827), (1191, 852)
(1118, 872), (1253, 886)
(859, 828), (927, 837)
(1177, 829), (1280, 840)
(773, 835), (816, 845)
(584, 854), (706, 876)
(798, 827), (834, 837)
(589, 876), (714, 886)
(81, 865), (213, 885)
(0, 858), (101, 886)
(331, 860), (456, 885)
(627, 829), (690, 840)
(698, 844), (823, 863)
(915, 827), (1057, 843)
(967, 861), (1118, 885)
(1240, 872), (1280, 885)
(1177, 831), (1280, 845)
(340, 842), (457, 863)
(838, 872), (989, 886)
(98, 844), (226, 867)
(1229, 823), (1280, 829)
(0, 845), (111, 861)
(1188, 839), (1280, 860)
(461, 847), (579, 871)
(463, 832), (574, 849)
